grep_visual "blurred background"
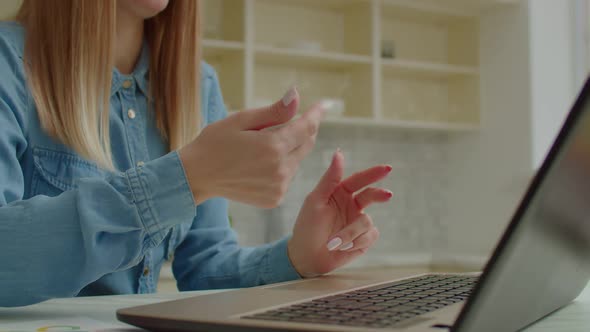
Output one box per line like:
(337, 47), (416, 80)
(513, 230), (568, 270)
(1, 0), (589, 291)
(199, 0), (590, 271)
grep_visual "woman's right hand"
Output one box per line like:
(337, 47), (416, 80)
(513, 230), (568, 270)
(179, 87), (326, 208)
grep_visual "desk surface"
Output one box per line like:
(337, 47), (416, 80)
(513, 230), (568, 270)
(1, 280), (589, 331)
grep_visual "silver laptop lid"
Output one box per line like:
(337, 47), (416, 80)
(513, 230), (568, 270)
(454, 77), (590, 332)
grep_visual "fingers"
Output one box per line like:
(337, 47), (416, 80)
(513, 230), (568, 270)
(313, 149), (344, 199)
(230, 87), (300, 130)
(346, 227), (380, 251)
(288, 139), (315, 162)
(326, 214), (374, 251)
(354, 187), (393, 210)
(274, 101), (325, 151)
(340, 165), (392, 194)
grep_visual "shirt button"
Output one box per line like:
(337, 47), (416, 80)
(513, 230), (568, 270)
(136, 161), (145, 167)
(143, 268), (149, 276)
(122, 80), (133, 89)
(127, 109), (136, 119)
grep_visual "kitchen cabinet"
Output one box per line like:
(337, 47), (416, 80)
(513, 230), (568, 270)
(202, 0), (520, 131)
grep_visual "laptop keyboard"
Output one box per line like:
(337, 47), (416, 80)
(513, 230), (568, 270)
(243, 274), (477, 329)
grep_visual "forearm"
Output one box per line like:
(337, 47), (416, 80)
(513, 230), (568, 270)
(174, 228), (299, 291)
(0, 152), (196, 307)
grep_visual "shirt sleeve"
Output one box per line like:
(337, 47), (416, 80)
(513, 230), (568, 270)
(172, 65), (301, 290)
(172, 197), (301, 290)
(0, 32), (196, 307)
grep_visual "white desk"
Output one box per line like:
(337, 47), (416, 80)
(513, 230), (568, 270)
(1, 283), (589, 331)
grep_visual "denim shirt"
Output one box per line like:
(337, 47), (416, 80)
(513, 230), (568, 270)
(0, 22), (300, 307)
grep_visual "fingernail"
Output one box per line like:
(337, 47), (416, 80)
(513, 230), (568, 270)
(385, 190), (393, 198)
(319, 99), (335, 110)
(281, 86), (298, 107)
(339, 242), (354, 251)
(336, 147), (342, 154)
(385, 165), (393, 172)
(326, 237), (343, 251)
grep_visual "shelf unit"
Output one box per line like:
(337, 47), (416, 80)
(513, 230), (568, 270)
(201, 0), (515, 131)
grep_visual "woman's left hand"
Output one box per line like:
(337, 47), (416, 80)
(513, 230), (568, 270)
(287, 149), (393, 277)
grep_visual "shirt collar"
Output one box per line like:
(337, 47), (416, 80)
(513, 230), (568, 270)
(111, 40), (150, 97)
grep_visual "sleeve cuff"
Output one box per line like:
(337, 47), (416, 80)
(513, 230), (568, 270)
(264, 236), (303, 284)
(125, 151), (196, 246)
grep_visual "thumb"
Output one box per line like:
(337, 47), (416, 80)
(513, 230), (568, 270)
(234, 87), (299, 131)
(313, 149), (344, 200)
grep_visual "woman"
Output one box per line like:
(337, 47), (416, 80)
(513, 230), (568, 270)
(0, 0), (393, 307)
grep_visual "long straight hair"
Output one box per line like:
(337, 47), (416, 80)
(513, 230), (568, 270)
(17, 0), (201, 169)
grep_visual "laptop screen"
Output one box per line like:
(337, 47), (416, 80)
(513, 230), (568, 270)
(454, 77), (590, 332)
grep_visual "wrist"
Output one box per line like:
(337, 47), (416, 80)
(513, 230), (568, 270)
(287, 238), (315, 278)
(286, 239), (303, 277)
(178, 146), (212, 205)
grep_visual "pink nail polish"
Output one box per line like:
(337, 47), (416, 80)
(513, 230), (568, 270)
(326, 237), (342, 251)
(281, 86), (298, 107)
(339, 242), (354, 251)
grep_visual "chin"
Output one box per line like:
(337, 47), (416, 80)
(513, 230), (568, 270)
(121, 0), (170, 19)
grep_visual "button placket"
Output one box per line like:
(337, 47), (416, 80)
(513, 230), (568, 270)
(122, 79), (133, 89)
(138, 251), (155, 293)
(118, 78), (149, 169)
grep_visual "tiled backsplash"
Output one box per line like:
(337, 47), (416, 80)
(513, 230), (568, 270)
(230, 126), (451, 268)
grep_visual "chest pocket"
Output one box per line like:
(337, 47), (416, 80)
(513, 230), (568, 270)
(31, 147), (105, 196)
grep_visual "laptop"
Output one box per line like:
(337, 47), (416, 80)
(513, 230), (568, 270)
(117, 77), (590, 332)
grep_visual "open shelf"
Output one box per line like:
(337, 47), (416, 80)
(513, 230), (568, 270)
(255, 45), (372, 68)
(382, 0), (519, 18)
(203, 39), (244, 51)
(323, 117), (479, 132)
(228, 111), (479, 132)
(199, 0), (495, 133)
(254, 0), (372, 56)
(380, 1), (479, 67)
(379, 0), (480, 127)
(203, 44), (245, 111)
(382, 59), (478, 78)
(202, 0), (244, 42)
(253, 60), (373, 119)
(203, 40), (244, 60)
(381, 74), (479, 125)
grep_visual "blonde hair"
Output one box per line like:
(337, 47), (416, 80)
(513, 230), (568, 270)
(17, 0), (201, 169)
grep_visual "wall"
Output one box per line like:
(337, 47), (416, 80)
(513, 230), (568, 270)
(440, 2), (533, 268)
(529, 0), (578, 169)
(439, 0), (582, 269)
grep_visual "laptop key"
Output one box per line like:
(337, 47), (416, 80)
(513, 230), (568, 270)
(359, 305), (385, 311)
(384, 305), (419, 312)
(341, 309), (368, 316)
(421, 304), (445, 311)
(331, 300), (365, 308)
